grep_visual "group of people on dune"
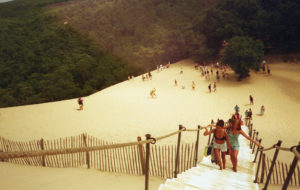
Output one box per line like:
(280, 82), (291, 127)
(204, 114), (260, 172)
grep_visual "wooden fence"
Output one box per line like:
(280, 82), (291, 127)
(256, 154), (300, 186)
(0, 134), (196, 179)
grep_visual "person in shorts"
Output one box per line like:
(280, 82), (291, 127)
(204, 120), (231, 170)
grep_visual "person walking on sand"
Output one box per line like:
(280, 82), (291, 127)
(213, 82), (217, 92)
(192, 81), (195, 90)
(260, 105), (265, 115)
(250, 95), (254, 105)
(234, 105), (239, 113)
(225, 118), (260, 172)
(77, 97), (83, 110)
(248, 108), (252, 120)
(245, 109), (249, 125)
(148, 71), (152, 80)
(267, 65), (271, 75)
(174, 79), (177, 86)
(150, 88), (157, 98)
(208, 83), (212, 93)
(204, 120), (231, 170)
(180, 68), (183, 74)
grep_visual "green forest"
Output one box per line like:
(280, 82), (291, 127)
(0, 0), (299, 107)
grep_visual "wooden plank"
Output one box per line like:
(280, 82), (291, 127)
(168, 145), (171, 178)
(274, 159), (279, 184)
(181, 144), (184, 173)
(127, 146), (134, 174)
(285, 163), (291, 185)
(157, 146), (162, 177)
(150, 146), (156, 176)
(277, 161), (282, 184)
(131, 145), (137, 175)
(281, 162), (286, 184)
(161, 145), (165, 178)
(295, 166), (300, 186)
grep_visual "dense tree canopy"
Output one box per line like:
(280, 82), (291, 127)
(221, 36), (264, 79)
(0, 0), (299, 107)
(0, 0), (135, 107)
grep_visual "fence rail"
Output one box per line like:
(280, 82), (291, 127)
(0, 129), (199, 179)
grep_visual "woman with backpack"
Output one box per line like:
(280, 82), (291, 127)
(204, 120), (231, 170)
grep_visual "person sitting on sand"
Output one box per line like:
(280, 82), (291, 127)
(225, 118), (260, 172)
(208, 83), (211, 93)
(78, 97), (83, 110)
(204, 120), (231, 170)
(150, 88), (157, 98)
(260, 105), (265, 115)
(181, 85), (185, 89)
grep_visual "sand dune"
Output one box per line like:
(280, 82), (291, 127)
(0, 59), (299, 189)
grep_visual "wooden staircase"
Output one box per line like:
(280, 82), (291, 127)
(158, 126), (259, 190)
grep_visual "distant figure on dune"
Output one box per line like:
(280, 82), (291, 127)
(260, 105), (265, 115)
(213, 82), (217, 92)
(128, 76), (131, 80)
(262, 60), (266, 73)
(225, 118), (260, 172)
(234, 105), (239, 113)
(77, 97), (83, 110)
(150, 88), (157, 98)
(208, 83), (211, 93)
(181, 85), (185, 89)
(180, 68), (183, 74)
(245, 109), (249, 125)
(204, 120), (231, 170)
(267, 65), (271, 75)
(142, 74), (145, 81)
(131, 75), (135, 80)
(167, 61), (170, 68)
(174, 79), (177, 86)
(148, 72), (152, 80)
(248, 108), (252, 120)
(249, 95), (254, 105)
(192, 81), (195, 90)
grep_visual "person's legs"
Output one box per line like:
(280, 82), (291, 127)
(233, 149), (239, 172)
(214, 148), (222, 170)
(221, 152), (226, 169)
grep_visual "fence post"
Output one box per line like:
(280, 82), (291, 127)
(82, 134), (90, 169)
(145, 134), (152, 190)
(137, 136), (146, 175)
(193, 125), (201, 167)
(263, 140), (282, 190)
(40, 138), (46, 167)
(251, 129), (256, 149)
(254, 147), (264, 183)
(260, 153), (266, 183)
(252, 132), (259, 154)
(281, 142), (300, 190)
(207, 126), (212, 145)
(253, 139), (262, 162)
(174, 125), (183, 178)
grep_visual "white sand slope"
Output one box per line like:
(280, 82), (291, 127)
(0, 59), (299, 189)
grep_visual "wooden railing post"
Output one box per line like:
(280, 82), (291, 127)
(137, 136), (146, 175)
(260, 153), (266, 183)
(193, 125), (201, 167)
(207, 126), (212, 145)
(263, 140), (282, 190)
(174, 125), (183, 178)
(254, 147), (264, 183)
(253, 139), (262, 162)
(251, 129), (256, 149)
(145, 134), (151, 190)
(82, 134), (90, 169)
(40, 138), (46, 167)
(281, 142), (300, 190)
(252, 132), (259, 154)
